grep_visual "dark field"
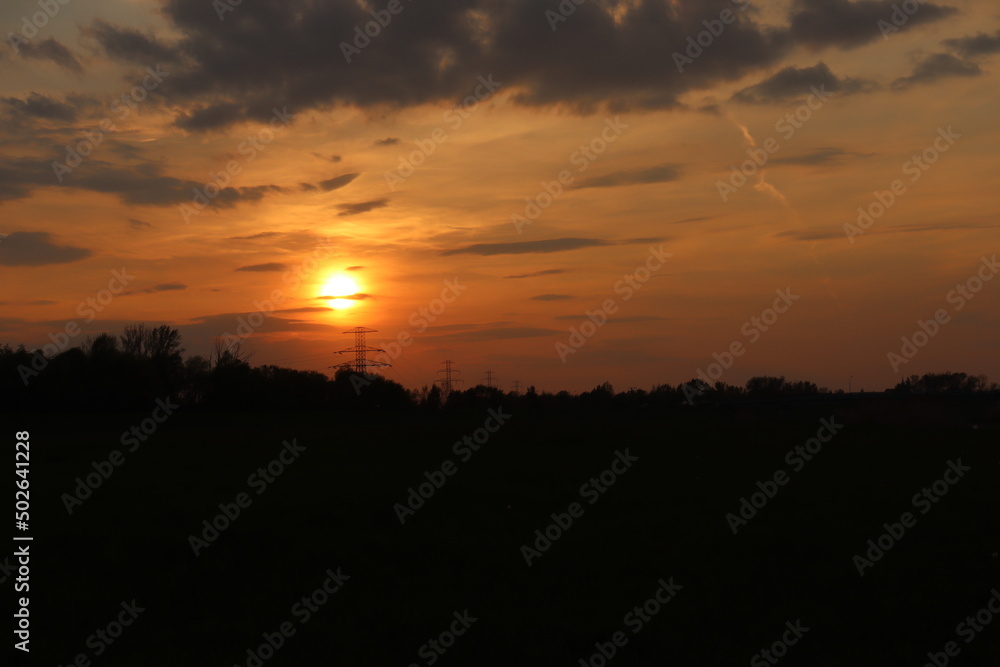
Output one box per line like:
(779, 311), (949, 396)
(7, 407), (1000, 665)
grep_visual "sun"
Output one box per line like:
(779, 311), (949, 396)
(321, 274), (361, 309)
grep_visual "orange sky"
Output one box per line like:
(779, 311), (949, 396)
(1, 0), (998, 392)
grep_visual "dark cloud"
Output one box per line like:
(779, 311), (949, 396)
(774, 229), (845, 241)
(554, 314), (666, 323)
(318, 173), (360, 192)
(942, 30), (1000, 58)
(2, 93), (77, 122)
(504, 269), (567, 279)
(337, 198), (389, 216)
(128, 218), (155, 229)
(122, 283), (187, 295)
(311, 152), (342, 162)
(299, 183), (319, 191)
(770, 147), (874, 166)
(28, 300), (57, 306)
(670, 216), (713, 224)
(418, 326), (560, 344)
(346, 265), (364, 271)
(788, 0), (959, 50)
(891, 53), (982, 90)
(87, 19), (182, 64)
(0, 156), (288, 207)
(732, 62), (876, 103)
(575, 164), (682, 189)
(373, 138), (400, 146)
(91, 0), (800, 130)
(531, 294), (572, 301)
(0, 231), (91, 266)
(229, 231), (281, 240)
(18, 38), (83, 73)
(236, 263), (288, 272)
(441, 238), (612, 256)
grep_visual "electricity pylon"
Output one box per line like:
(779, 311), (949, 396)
(333, 327), (390, 375)
(436, 360), (462, 395)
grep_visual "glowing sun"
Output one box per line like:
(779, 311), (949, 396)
(321, 274), (361, 309)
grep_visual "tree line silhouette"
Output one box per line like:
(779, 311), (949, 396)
(1, 324), (996, 414)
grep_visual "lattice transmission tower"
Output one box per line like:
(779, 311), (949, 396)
(436, 360), (462, 395)
(333, 327), (390, 375)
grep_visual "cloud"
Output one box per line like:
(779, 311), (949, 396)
(318, 173), (360, 192)
(0, 156), (288, 207)
(732, 62), (877, 103)
(373, 138), (400, 146)
(531, 294), (572, 301)
(575, 164), (682, 189)
(346, 265), (364, 271)
(128, 218), (155, 229)
(442, 238), (612, 256)
(0, 232), (91, 266)
(942, 30), (1000, 58)
(122, 283), (187, 295)
(229, 231), (281, 240)
(788, 0), (959, 50)
(236, 263), (288, 272)
(774, 229), (845, 241)
(504, 269), (567, 279)
(314, 293), (373, 301)
(419, 326), (560, 344)
(87, 19), (181, 64)
(89, 0), (800, 130)
(2, 93), (77, 122)
(553, 314), (666, 323)
(312, 152), (342, 162)
(18, 38), (83, 73)
(28, 300), (57, 306)
(770, 147), (874, 166)
(891, 53), (982, 90)
(337, 198), (389, 216)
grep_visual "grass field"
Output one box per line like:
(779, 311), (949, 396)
(8, 406), (1000, 665)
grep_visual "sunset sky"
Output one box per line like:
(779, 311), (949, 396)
(1, 0), (998, 393)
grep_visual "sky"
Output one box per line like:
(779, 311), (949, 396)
(1, 0), (998, 393)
